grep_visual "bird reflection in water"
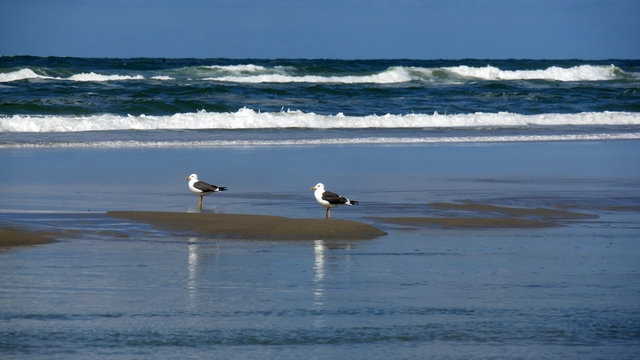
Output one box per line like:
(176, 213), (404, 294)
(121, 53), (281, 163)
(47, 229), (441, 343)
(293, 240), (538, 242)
(313, 240), (326, 306)
(187, 239), (199, 308)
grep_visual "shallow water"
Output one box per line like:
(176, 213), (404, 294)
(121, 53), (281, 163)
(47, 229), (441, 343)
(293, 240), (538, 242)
(1, 141), (639, 214)
(1, 214), (639, 359)
(1, 142), (640, 359)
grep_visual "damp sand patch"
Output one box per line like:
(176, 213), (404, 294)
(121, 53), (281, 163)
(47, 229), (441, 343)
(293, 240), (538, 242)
(429, 202), (597, 219)
(0, 228), (58, 248)
(370, 202), (598, 230)
(370, 216), (558, 229)
(108, 211), (387, 240)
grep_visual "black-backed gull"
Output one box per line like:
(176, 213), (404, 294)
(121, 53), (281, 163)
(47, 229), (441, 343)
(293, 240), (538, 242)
(186, 173), (228, 210)
(311, 183), (359, 218)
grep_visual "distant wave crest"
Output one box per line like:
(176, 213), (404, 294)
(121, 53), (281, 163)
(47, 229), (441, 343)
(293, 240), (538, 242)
(440, 64), (624, 82)
(1, 64), (632, 84)
(0, 69), (145, 83)
(207, 66), (413, 84)
(0, 68), (52, 82)
(205, 64), (630, 83)
(203, 64), (268, 72)
(67, 72), (145, 82)
(1, 109), (639, 132)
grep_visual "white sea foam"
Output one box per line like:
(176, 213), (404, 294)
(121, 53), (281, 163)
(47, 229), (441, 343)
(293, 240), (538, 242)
(67, 72), (145, 82)
(442, 64), (622, 81)
(205, 64), (628, 83)
(1, 109), (639, 132)
(208, 66), (413, 84)
(2, 133), (639, 149)
(0, 64), (630, 84)
(0, 68), (147, 82)
(204, 64), (268, 72)
(0, 68), (52, 82)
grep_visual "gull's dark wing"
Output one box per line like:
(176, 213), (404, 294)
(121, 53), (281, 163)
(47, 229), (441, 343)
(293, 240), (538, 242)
(193, 181), (227, 193)
(322, 190), (348, 205)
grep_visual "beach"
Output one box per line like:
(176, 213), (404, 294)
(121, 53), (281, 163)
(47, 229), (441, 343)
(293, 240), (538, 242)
(1, 140), (639, 359)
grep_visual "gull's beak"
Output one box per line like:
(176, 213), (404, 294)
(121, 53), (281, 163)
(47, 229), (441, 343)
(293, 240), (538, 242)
(186, 177), (190, 180)
(311, 186), (316, 190)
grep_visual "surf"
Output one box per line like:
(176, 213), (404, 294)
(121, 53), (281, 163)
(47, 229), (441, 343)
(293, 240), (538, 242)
(3, 133), (639, 149)
(201, 64), (631, 83)
(2, 63), (631, 84)
(439, 64), (626, 82)
(0, 68), (53, 82)
(0, 69), (146, 82)
(2, 109), (639, 132)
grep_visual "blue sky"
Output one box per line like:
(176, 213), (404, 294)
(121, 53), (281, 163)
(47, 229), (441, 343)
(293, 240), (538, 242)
(1, 0), (639, 59)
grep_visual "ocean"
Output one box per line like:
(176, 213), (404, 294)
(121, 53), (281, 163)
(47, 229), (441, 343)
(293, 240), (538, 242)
(1, 57), (639, 147)
(1, 57), (639, 359)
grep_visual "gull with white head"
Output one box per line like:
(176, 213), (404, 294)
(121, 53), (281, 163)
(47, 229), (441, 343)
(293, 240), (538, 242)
(186, 173), (228, 210)
(311, 183), (359, 218)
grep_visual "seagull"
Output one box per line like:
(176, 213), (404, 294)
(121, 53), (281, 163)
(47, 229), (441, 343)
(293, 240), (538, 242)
(186, 173), (228, 210)
(311, 183), (359, 218)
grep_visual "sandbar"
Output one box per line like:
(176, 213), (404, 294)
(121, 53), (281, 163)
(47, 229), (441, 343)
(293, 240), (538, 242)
(0, 228), (57, 247)
(108, 211), (387, 240)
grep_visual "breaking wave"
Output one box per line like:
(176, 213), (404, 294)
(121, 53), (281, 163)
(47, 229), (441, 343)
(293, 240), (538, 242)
(208, 66), (414, 84)
(0, 69), (145, 83)
(203, 64), (268, 72)
(67, 72), (145, 82)
(204, 64), (631, 83)
(1, 109), (639, 132)
(1, 64), (633, 84)
(0, 68), (52, 82)
(439, 64), (626, 82)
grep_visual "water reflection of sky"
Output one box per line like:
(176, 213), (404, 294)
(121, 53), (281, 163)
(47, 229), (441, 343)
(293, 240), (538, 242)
(313, 240), (325, 307)
(188, 239), (199, 308)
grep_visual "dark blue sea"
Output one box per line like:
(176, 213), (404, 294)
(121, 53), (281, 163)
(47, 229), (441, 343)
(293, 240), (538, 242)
(1, 57), (640, 359)
(1, 57), (639, 146)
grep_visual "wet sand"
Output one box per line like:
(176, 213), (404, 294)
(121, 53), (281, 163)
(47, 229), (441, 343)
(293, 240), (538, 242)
(370, 216), (558, 229)
(108, 211), (387, 240)
(430, 202), (597, 219)
(371, 202), (599, 229)
(0, 228), (57, 247)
